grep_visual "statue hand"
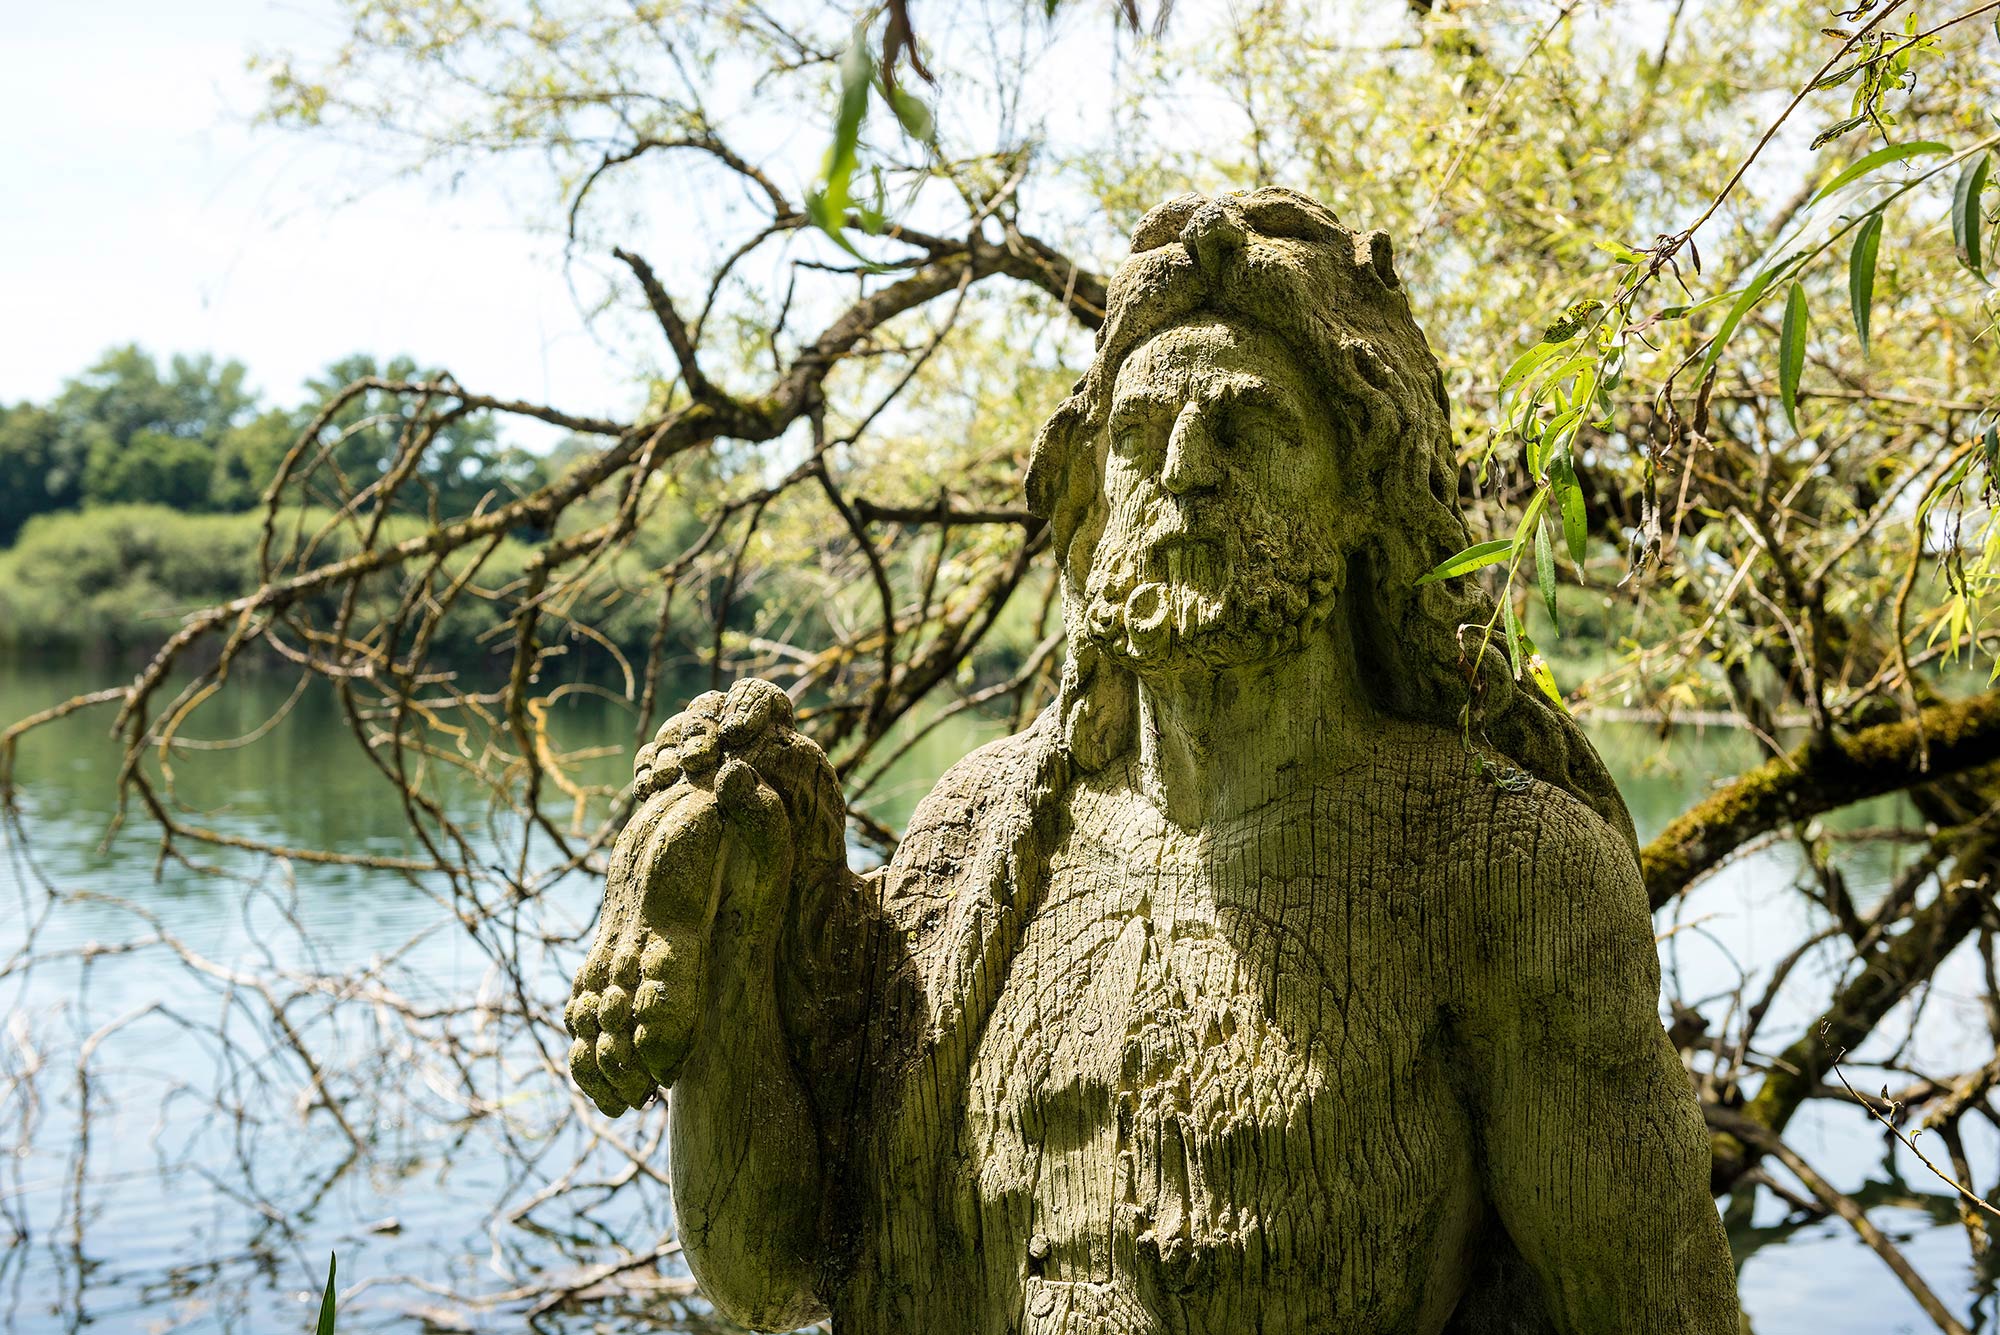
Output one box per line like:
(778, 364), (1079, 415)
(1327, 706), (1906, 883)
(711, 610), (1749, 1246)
(565, 678), (843, 1116)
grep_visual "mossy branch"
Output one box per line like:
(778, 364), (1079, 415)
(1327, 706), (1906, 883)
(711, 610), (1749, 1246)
(1641, 688), (2000, 909)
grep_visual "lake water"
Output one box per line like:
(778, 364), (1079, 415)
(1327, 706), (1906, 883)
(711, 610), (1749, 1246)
(1, 654), (1994, 1334)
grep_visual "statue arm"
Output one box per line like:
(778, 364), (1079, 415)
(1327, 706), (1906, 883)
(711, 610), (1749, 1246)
(660, 775), (841, 1332)
(567, 681), (858, 1331)
(1466, 816), (1739, 1333)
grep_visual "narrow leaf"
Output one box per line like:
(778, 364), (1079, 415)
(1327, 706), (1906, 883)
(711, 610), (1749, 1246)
(888, 86), (934, 141)
(1498, 341), (1559, 397)
(1809, 114), (1870, 151)
(1520, 634), (1568, 711)
(1512, 487), (1550, 554)
(1780, 281), (1809, 430)
(1414, 539), (1513, 586)
(317, 1254), (338, 1335)
(1953, 152), (1992, 280)
(1502, 597), (1525, 678)
(1697, 262), (1786, 388)
(1535, 406), (1584, 475)
(1849, 212), (1883, 357)
(1809, 61), (1865, 92)
(1808, 140), (1949, 205)
(1540, 299), (1603, 344)
(1552, 459), (1588, 565)
(806, 25), (876, 254)
(1535, 518), (1560, 634)
(1918, 450), (1976, 529)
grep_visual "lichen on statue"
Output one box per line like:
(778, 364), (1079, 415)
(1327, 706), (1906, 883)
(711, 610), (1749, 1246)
(565, 188), (1741, 1334)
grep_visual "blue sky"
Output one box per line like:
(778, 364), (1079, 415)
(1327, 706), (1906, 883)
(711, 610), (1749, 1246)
(0, 0), (638, 433)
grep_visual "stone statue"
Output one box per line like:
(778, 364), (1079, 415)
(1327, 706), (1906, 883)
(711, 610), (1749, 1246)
(565, 188), (1740, 1334)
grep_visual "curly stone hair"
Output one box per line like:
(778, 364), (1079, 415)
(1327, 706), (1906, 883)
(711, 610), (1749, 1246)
(1024, 187), (1638, 858)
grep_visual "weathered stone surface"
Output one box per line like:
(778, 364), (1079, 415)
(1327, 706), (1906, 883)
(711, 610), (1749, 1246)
(567, 188), (1739, 1333)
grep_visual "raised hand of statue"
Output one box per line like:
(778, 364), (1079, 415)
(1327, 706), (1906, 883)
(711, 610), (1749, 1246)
(565, 677), (845, 1116)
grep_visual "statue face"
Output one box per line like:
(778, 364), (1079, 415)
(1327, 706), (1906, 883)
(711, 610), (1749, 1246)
(1079, 320), (1345, 671)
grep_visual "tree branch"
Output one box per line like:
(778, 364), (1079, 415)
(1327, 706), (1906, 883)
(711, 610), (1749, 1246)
(1642, 687), (2000, 908)
(612, 247), (712, 400)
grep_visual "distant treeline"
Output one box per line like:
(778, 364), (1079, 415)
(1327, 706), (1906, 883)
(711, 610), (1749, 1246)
(0, 347), (1042, 682)
(0, 345), (556, 546)
(0, 347), (675, 667)
(0, 502), (721, 669)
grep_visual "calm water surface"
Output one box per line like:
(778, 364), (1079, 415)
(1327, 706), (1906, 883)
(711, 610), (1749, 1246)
(1, 654), (1994, 1333)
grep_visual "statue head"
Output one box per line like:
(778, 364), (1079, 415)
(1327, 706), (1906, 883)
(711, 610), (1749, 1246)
(1079, 318), (1347, 672)
(1027, 188), (1637, 854)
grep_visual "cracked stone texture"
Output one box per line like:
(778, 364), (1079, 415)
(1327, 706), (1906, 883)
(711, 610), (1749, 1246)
(566, 188), (1740, 1334)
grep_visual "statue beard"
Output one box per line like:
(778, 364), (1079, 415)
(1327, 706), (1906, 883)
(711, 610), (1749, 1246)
(1076, 503), (1343, 673)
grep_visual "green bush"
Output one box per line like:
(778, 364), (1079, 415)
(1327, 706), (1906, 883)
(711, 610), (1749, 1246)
(0, 505), (265, 651)
(0, 503), (808, 675)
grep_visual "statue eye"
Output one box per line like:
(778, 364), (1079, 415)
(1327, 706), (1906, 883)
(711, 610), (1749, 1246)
(1111, 422), (1152, 458)
(1229, 412), (1294, 453)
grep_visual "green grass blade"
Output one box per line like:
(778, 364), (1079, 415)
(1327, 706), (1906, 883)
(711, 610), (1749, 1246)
(317, 1253), (337, 1335)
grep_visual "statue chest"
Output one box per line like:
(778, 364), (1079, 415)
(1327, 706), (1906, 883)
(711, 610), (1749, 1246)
(951, 784), (1480, 1333)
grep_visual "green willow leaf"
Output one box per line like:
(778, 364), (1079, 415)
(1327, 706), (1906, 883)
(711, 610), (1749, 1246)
(1780, 281), (1809, 430)
(1534, 518), (1559, 634)
(1498, 341), (1560, 396)
(1849, 212), (1883, 357)
(1540, 299), (1604, 343)
(1809, 114), (1870, 151)
(1953, 151), (1992, 281)
(1552, 459), (1587, 565)
(1697, 261), (1788, 388)
(805, 26), (877, 261)
(1593, 237), (1648, 264)
(318, 1254), (338, 1335)
(1808, 141), (1949, 206)
(1519, 633), (1568, 711)
(1413, 539), (1513, 586)
(888, 85), (935, 141)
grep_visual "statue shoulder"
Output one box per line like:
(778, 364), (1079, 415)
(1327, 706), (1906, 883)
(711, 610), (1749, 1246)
(887, 710), (1062, 886)
(1361, 714), (1639, 888)
(1446, 764), (1661, 1024)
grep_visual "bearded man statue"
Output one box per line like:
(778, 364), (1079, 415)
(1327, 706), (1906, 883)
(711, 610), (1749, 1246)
(565, 188), (1741, 1334)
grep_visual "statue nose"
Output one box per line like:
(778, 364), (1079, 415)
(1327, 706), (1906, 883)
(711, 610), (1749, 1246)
(1160, 403), (1223, 496)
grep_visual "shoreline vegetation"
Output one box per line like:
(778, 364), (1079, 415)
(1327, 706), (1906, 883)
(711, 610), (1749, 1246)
(0, 345), (1066, 686)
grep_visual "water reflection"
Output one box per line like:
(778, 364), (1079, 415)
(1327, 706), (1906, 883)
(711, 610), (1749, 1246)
(0, 657), (1991, 1332)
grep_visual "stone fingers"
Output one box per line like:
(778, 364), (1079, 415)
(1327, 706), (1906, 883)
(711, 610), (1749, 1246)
(567, 781), (711, 1113)
(568, 1037), (628, 1117)
(634, 689), (727, 801)
(624, 786), (726, 1088)
(712, 758), (797, 941)
(632, 938), (683, 1086)
(570, 681), (812, 1114)
(594, 1028), (656, 1107)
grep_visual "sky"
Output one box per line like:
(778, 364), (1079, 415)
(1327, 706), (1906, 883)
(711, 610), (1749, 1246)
(0, 0), (641, 434)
